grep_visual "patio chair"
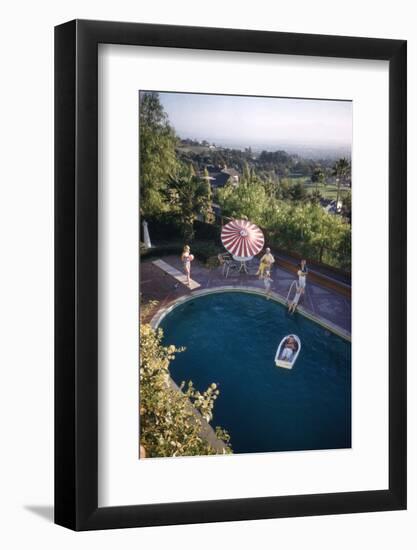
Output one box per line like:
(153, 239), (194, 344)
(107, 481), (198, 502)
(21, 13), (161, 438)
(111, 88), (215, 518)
(217, 253), (233, 276)
(223, 258), (240, 278)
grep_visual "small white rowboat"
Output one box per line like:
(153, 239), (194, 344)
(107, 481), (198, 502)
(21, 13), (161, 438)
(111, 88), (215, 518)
(275, 334), (301, 369)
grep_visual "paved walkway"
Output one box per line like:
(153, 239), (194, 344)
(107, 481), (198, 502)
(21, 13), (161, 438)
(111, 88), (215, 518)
(141, 255), (351, 334)
(152, 259), (201, 290)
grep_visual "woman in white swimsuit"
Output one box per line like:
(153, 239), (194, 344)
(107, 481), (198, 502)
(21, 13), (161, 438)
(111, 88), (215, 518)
(181, 245), (192, 286)
(297, 259), (308, 294)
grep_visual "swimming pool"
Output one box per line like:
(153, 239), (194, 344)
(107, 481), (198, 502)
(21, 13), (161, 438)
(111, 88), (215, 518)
(159, 291), (351, 454)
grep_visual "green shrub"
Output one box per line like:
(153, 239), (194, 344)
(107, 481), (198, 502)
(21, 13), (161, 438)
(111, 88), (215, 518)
(205, 255), (220, 269)
(194, 220), (221, 242)
(191, 242), (222, 262)
(139, 322), (232, 457)
(140, 241), (222, 263)
(140, 243), (183, 259)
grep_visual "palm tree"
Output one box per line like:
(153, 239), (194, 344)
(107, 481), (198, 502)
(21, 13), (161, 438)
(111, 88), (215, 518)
(332, 158), (350, 211)
(168, 166), (212, 241)
(202, 168), (215, 223)
(311, 167), (325, 194)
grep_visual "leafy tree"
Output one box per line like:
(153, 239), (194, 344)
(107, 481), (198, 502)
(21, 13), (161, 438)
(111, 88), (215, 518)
(212, 150), (226, 167)
(277, 178), (293, 200)
(290, 181), (308, 203)
(311, 167), (325, 193)
(276, 178), (308, 203)
(307, 204), (349, 263)
(242, 161), (251, 181)
(341, 190), (352, 222)
(332, 157), (350, 208)
(310, 189), (323, 205)
(202, 168), (215, 223)
(167, 165), (213, 241)
(217, 179), (271, 225)
(261, 176), (279, 199)
(139, 92), (179, 217)
(139, 321), (232, 458)
(266, 201), (351, 267)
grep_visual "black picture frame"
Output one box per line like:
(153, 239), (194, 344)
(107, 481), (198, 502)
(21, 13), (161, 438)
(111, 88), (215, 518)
(55, 19), (407, 531)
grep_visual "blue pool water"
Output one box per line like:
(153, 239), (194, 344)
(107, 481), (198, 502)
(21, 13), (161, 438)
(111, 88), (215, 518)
(160, 292), (351, 454)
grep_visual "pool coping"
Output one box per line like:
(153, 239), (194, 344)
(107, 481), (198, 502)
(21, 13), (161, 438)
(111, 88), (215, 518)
(150, 285), (351, 342)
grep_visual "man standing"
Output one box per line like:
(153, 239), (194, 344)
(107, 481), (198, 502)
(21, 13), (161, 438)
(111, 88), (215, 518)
(257, 247), (275, 278)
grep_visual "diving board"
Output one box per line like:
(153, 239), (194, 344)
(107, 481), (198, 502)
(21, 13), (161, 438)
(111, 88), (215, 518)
(152, 259), (201, 290)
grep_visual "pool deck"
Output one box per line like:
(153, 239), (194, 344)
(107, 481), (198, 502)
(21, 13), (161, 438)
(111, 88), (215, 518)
(141, 254), (351, 336)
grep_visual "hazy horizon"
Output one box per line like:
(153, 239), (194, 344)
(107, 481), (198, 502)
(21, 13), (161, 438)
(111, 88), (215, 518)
(153, 91), (352, 156)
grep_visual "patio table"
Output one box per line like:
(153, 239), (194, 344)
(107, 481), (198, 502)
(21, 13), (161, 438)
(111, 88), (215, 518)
(232, 255), (254, 274)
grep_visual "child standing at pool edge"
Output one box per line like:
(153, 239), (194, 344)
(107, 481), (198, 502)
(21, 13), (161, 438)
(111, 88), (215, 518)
(263, 269), (273, 299)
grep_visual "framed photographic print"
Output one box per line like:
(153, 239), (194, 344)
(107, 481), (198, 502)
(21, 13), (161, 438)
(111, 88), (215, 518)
(55, 20), (406, 530)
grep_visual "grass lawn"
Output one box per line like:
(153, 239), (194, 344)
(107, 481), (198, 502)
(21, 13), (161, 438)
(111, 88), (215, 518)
(287, 176), (310, 185)
(305, 182), (350, 200)
(285, 177), (349, 200)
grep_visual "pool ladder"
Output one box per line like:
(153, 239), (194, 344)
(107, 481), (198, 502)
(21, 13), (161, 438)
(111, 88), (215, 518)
(286, 280), (298, 303)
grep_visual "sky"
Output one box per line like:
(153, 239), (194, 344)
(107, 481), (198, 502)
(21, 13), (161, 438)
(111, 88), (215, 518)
(156, 91), (352, 153)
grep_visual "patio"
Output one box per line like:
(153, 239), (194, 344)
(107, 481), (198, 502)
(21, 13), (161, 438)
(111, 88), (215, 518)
(140, 254), (351, 335)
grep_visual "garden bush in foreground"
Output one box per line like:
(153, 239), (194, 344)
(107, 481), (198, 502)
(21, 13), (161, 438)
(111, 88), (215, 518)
(139, 319), (232, 457)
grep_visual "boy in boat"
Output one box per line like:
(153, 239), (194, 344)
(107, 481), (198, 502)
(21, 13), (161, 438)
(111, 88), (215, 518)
(281, 335), (297, 362)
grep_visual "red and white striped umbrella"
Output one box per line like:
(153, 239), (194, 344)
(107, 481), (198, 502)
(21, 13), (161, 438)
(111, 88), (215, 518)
(221, 219), (265, 259)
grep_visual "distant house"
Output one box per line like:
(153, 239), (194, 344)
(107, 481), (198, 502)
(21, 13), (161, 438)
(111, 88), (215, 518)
(222, 167), (240, 185)
(320, 198), (343, 214)
(202, 165), (240, 189)
(210, 172), (230, 188)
